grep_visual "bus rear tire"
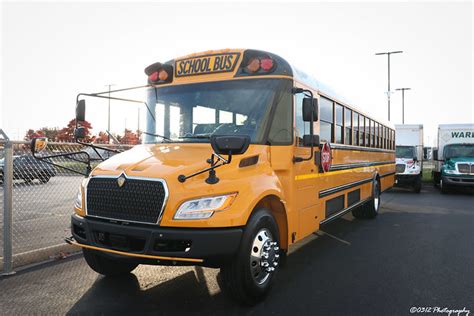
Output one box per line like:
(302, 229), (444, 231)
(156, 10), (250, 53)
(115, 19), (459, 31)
(82, 248), (138, 276)
(364, 178), (380, 219)
(353, 178), (380, 219)
(220, 208), (280, 306)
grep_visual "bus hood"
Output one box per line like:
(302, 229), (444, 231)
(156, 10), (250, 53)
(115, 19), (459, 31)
(92, 143), (216, 179)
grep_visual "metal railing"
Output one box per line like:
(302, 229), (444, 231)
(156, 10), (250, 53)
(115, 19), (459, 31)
(0, 131), (133, 274)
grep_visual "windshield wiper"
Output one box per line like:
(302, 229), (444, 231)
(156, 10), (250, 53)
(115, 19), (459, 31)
(178, 134), (211, 139)
(142, 131), (172, 142)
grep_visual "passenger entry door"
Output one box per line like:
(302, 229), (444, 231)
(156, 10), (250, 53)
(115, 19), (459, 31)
(293, 91), (321, 240)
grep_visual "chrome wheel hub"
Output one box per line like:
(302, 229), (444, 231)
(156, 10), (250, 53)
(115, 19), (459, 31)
(374, 181), (380, 211)
(250, 228), (279, 285)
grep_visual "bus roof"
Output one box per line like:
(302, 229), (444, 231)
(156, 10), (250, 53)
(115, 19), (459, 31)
(159, 48), (392, 128)
(292, 65), (392, 128)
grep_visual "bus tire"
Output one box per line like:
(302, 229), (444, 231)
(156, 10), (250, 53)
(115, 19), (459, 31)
(363, 178), (381, 219)
(82, 248), (138, 276)
(220, 208), (280, 306)
(351, 205), (365, 219)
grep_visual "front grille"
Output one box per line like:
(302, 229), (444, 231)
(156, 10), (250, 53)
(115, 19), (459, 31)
(86, 176), (167, 224)
(457, 163), (471, 174)
(396, 164), (406, 173)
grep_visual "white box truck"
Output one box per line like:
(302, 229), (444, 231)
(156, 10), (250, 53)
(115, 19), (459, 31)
(395, 124), (423, 192)
(433, 124), (474, 193)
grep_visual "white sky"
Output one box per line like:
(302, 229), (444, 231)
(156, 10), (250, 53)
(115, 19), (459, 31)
(1, 1), (473, 146)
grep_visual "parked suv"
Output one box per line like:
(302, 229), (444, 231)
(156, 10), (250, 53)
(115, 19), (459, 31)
(0, 155), (56, 184)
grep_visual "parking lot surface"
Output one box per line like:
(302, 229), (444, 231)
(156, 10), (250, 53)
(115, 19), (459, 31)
(0, 176), (82, 253)
(1, 184), (473, 315)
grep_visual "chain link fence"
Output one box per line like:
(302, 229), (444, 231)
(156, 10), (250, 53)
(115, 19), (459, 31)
(1, 137), (132, 273)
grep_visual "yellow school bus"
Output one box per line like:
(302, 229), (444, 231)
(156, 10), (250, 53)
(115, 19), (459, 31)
(33, 48), (395, 305)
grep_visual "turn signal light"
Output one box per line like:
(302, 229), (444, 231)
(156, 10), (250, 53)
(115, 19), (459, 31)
(158, 69), (169, 81)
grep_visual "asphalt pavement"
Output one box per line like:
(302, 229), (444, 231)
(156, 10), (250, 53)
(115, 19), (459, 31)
(0, 184), (473, 315)
(0, 176), (82, 253)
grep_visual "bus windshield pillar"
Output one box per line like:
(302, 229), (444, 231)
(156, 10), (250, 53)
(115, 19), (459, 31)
(145, 88), (157, 143)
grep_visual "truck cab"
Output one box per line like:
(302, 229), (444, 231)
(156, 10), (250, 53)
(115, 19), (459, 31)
(395, 124), (423, 192)
(433, 124), (474, 193)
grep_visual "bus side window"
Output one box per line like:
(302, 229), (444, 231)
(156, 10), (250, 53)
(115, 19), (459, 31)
(353, 112), (359, 146)
(319, 97), (334, 143)
(335, 103), (343, 144)
(344, 107), (352, 145)
(365, 118), (370, 147)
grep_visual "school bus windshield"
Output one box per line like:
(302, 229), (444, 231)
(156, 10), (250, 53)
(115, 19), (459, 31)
(146, 78), (291, 144)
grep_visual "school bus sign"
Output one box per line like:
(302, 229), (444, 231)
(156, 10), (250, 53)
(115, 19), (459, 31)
(175, 52), (240, 77)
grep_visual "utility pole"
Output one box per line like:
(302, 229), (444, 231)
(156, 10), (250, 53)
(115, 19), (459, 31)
(375, 51), (403, 121)
(137, 108), (140, 132)
(105, 84), (115, 142)
(396, 87), (411, 124)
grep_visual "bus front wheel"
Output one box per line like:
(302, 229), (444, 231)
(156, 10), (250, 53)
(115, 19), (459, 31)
(220, 208), (280, 305)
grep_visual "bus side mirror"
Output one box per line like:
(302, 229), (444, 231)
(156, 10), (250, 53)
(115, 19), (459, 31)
(30, 137), (48, 154)
(303, 135), (320, 147)
(210, 135), (250, 156)
(303, 98), (318, 122)
(76, 99), (86, 122)
(74, 127), (86, 140)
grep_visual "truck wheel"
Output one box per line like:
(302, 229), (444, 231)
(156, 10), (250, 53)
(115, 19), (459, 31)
(220, 209), (280, 305)
(433, 172), (440, 186)
(82, 248), (138, 276)
(414, 175), (422, 193)
(440, 179), (450, 194)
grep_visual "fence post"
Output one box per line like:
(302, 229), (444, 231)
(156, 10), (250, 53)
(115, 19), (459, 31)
(1, 131), (15, 275)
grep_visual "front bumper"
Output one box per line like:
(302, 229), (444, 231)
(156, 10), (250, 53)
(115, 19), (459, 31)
(395, 174), (419, 185)
(442, 175), (474, 187)
(70, 214), (243, 267)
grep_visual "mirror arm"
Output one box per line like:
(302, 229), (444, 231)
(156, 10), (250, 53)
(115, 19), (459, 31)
(76, 93), (156, 123)
(31, 150), (91, 177)
(75, 139), (121, 161)
(178, 153), (231, 184)
(292, 88), (315, 163)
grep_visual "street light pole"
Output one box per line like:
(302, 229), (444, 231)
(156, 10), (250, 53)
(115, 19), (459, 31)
(105, 84), (115, 142)
(396, 87), (411, 124)
(375, 51), (403, 121)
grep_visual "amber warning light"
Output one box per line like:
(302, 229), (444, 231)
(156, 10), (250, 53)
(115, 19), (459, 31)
(145, 62), (173, 84)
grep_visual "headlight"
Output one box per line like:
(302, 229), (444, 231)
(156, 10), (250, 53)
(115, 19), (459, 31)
(74, 189), (82, 209)
(74, 178), (89, 210)
(174, 193), (237, 220)
(444, 169), (458, 174)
